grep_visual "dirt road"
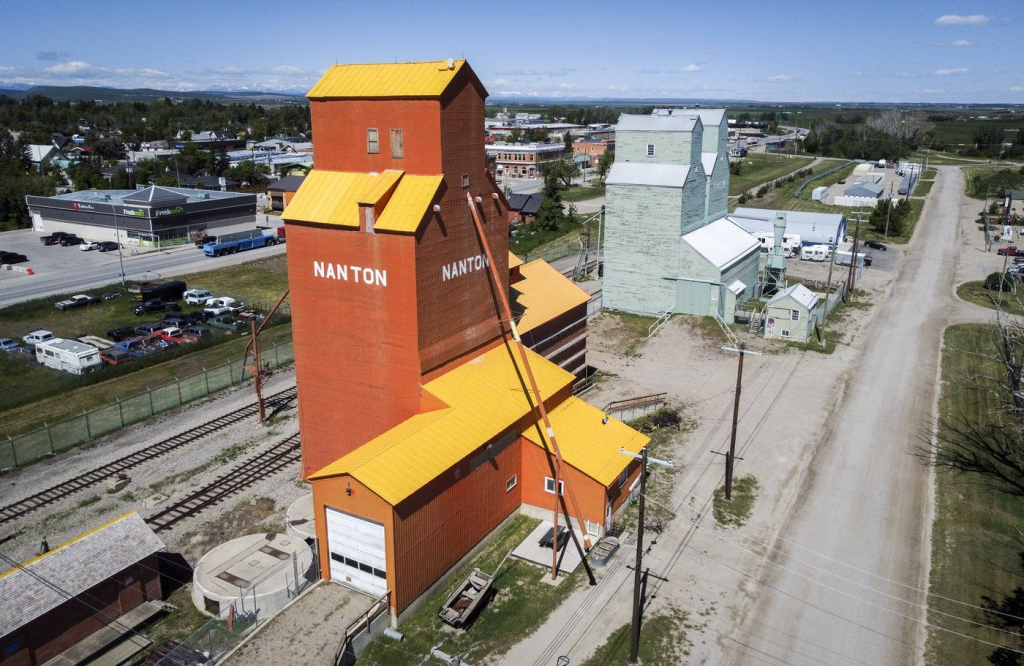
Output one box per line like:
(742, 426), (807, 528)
(731, 167), (965, 665)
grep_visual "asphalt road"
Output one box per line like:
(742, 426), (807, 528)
(0, 228), (287, 307)
(733, 167), (965, 665)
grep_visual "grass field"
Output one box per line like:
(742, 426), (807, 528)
(0, 255), (292, 435)
(913, 180), (934, 196)
(856, 198), (924, 245)
(562, 181), (606, 202)
(735, 162), (856, 214)
(729, 153), (814, 196)
(580, 606), (691, 666)
(359, 515), (583, 665)
(963, 166), (1024, 199)
(921, 168), (937, 181)
(926, 324), (1024, 665)
(955, 280), (1024, 316)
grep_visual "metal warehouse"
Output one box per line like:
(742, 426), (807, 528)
(284, 59), (646, 617)
(728, 207), (847, 247)
(25, 185), (257, 246)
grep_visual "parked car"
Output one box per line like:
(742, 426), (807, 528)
(112, 337), (161, 359)
(0, 252), (28, 264)
(79, 240), (101, 251)
(998, 246), (1020, 256)
(101, 292), (121, 300)
(134, 322), (171, 336)
(864, 240), (887, 251)
(207, 315), (248, 333)
(22, 329), (55, 346)
(0, 338), (21, 352)
(837, 178), (847, 184)
(863, 254), (873, 267)
(96, 241), (121, 252)
(162, 312), (204, 327)
(158, 327), (190, 344)
(59, 235), (83, 247)
(40, 232), (72, 245)
(100, 348), (134, 365)
(133, 298), (182, 316)
(181, 326), (213, 342)
(55, 294), (100, 310)
(203, 297), (243, 316)
(106, 325), (138, 342)
(184, 289), (213, 305)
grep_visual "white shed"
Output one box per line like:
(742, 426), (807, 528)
(764, 284), (821, 342)
(811, 186), (828, 201)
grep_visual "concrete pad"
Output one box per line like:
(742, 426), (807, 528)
(511, 521), (588, 577)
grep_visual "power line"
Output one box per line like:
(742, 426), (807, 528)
(643, 494), (1024, 657)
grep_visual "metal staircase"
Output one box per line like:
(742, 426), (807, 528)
(748, 309), (763, 334)
(571, 229), (591, 282)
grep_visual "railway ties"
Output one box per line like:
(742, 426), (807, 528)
(146, 433), (301, 532)
(0, 386), (298, 527)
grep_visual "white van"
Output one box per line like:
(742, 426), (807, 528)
(35, 338), (103, 375)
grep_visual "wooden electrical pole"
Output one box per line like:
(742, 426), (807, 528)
(847, 218), (861, 295)
(721, 345), (762, 499)
(241, 288), (289, 423)
(628, 446), (647, 664)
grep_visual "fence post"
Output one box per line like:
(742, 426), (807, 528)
(44, 421), (54, 455)
(83, 410), (91, 440)
(292, 551), (299, 595)
(227, 359), (233, 384)
(208, 626), (214, 660)
(175, 377), (182, 405)
(8, 436), (16, 468)
(116, 397), (124, 428)
(203, 367), (210, 395)
(274, 342), (280, 368)
(147, 387), (154, 416)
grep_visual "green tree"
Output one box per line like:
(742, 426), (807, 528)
(227, 160), (270, 187)
(533, 196), (565, 232)
(563, 131), (573, 155)
(596, 149), (614, 182)
(541, 159), (580, 191)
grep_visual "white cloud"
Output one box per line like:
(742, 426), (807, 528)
(266, 65), (305, 76)
(607, 85), (630, 92)
(952, 39), (973, 46)
(1011, 86), (1024, 92)
(44, 60), (100, 76)
(207, 66), (246, 76)
(36, 50), (69, 62)
(767, 74), (793, 82)
(934, 14), (990, 26)
(933, 67), (969, 75)
(917, 88), (946, 94)
(679, 64), (702, 73)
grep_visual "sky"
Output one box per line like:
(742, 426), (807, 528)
(0, 0), (1021, 104)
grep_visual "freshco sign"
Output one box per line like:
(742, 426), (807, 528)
(313, 261), (387, 287)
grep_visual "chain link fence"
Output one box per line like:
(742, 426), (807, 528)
(154, 548), (318, 666)
(520, 225), (600, 265)
(0, 340), (295, 472)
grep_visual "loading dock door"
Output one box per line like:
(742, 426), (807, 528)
(325, 507), (387, 596)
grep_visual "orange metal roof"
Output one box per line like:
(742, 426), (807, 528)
(373, 175), (444, 233)
(283, 169), (440, 234)
(309, 342), (575, 504)
(522, 397), (648, 486)
(508, 252), (524, 269)
(308, 60), (467, 99)
(512, 260), (592, 333)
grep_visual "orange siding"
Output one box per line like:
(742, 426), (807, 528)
(520, 438), (608, 527)
(286, 223), (422, 478)
(310, 98), (442, 175)
(312, 476), (398, 595)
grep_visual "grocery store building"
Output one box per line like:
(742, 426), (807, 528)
(284, 59), (645, 616)
(25, 185), (257, 247)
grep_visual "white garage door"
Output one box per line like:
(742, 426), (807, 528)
(325, 507), (388, 596)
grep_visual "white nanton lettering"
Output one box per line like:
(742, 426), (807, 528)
(441, 254), (490, 282)
(313, 261), (386, 286)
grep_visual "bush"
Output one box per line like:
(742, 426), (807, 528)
(738, 193), (747, 204)
(756, 185), (768, 198)
(985, 271), (1014, 292)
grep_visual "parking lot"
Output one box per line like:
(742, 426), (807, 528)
(819, 164), (908, 206)
(0, 227), (288, 308)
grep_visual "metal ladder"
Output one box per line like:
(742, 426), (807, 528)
(571, 229), (591, 282)
(748, 309), (763, 334)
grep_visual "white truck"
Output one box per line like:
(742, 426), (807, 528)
(35, 338), (103, 375)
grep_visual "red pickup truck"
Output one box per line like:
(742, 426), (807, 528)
(998, 246), (1020, 256)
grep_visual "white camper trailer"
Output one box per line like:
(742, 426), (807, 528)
(834, 250), (867, 267)
(756, 232), (802, 257)
(811, 186), (828, 202)
(800, 245), (830, 262)
(35, 338), (103, 375)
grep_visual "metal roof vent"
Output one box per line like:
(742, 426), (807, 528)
(447, 58), (455, 70)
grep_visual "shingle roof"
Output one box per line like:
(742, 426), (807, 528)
(617, 114), (700, 133)
(266, 175), (306, 192)
(607, 162), (690, 188)
(0, 512), (164, 637)
(682, 217), (760, 271)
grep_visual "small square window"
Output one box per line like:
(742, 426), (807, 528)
(617, 469), (628, 488)
(390, 129), (403, 159)
(462, 174), (470, 188)
(367, 128), (379, 154)
(780, 329), (791, 338)
(646, 144), (655, 157)
(791, 309), (800, 321)
(506, 475), (518, 492)
(544, 477), (564, 495)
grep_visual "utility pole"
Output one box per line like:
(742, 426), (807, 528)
(884, 183), (893, 240)
(721, 345), (761, 499)
(847, 218), (861, 295)
(619, 446), (674, 664)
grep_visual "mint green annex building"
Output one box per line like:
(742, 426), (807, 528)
(603, 109), (760, 323)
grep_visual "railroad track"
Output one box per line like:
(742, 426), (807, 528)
(0, 386), (298, 527)
(146, 433), (301, 532)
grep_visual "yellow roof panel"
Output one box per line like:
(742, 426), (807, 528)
(512, 260), (592, 334)
(308, 60), (467, 99)
(283, 169), (411, 229)
(522, 397), (649, 486)
(508, 252), (524, 269)
(373, 175), (444, 233)
(310, 342), (575, 504)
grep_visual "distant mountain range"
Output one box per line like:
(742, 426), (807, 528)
(0, 84), (307, 104)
